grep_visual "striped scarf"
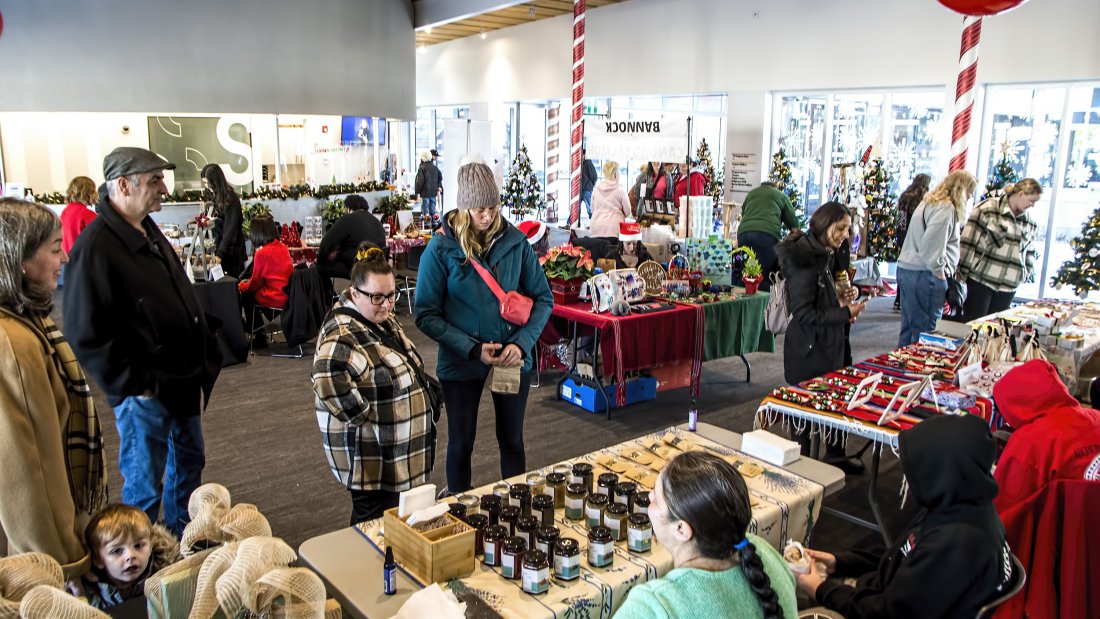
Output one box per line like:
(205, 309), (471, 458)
(31, 314), (107, 514)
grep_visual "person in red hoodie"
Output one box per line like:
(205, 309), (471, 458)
(992, 359), (1100, 511)
(60, 176), (98, 254)
(672, 159), (709, 205)
(238, 216), (292, 348)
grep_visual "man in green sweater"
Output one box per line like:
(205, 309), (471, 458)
(737, 182), (800, 291)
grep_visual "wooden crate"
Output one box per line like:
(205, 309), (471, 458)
(382, 508), (475, 584)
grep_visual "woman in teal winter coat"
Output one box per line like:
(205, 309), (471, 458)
(414, 161), (553, 493)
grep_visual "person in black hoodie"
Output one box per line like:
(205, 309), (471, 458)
(317, 194), (386, 280)
(796, 414), (1013, 618)
(776, 201), (865, 473)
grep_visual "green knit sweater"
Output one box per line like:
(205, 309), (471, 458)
(613, 534), (797, 619)
(737, 185), (799, 241)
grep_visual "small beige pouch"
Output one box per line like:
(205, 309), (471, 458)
(489, 365), (522, 394)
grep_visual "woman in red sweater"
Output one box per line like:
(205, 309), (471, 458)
(60, 176), (98, 254)
(239, 216), (292, 348)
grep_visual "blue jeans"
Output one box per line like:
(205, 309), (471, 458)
(114, 396), (205, 536)
(422, 197), (438, 219)
(897, 266), (947, 347)
(581, 191), (593, 217)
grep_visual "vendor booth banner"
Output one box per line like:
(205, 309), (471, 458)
(586, 119), (689, 163)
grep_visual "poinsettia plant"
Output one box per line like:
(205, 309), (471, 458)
(540, 244), (595, 280)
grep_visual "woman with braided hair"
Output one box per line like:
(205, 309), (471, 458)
(614, 451), (795, 619)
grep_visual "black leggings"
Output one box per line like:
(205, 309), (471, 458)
(350, 489), (399, 525)
(961, 278), (1015, 323)
(441, 372), (531, 493)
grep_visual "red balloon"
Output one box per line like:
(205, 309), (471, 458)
(937, 0), (1030, 16)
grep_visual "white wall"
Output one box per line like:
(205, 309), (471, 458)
(416, 0), (1100, 105)
(0, 0), (416, 119)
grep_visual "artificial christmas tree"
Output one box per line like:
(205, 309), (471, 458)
(862, 157), (900, 262)
(502, 145), (544, 219)
(696, 139), (723, 234)
(981, 140), (1020, 201)
(768, 149), (806, 233)
(1051, 201), (1100, 298)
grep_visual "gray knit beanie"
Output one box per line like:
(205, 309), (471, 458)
(456, 162), (500, 211)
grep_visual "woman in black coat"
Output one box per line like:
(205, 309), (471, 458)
(776, 201), (866, 472)
(202, 164), (246, 278)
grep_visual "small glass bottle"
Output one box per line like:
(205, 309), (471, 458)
(535, 525), (560, 560)
(614, 481), (637, 511)
(633, 491), (650, 515)
(545, 472), (568, 509)
(596, 473), (619, 497)
(585, 493), (609, 529)
(531, 493), (555, 528)
(565, 483), (587, 520)
(500, 536), (526, 580)
(480, 494), (502, 526)
(500, 505), (521, 537)
(447, 502), (468, 522)
(587, 526), (615, 568)
(603, 503), (629, 541)
(525, 473), (547, 497)
(627, 513), (653, 553)
(466, 513), (489, 557)
(520, 549), (550, 595)
(483, 524), (507, 566)
(516, 515), (539, 549)
(553, 537), (581, 581)
(509, 483), (533, 517)
(456, 493), (480, 517)
(493, 482), (511, 498)
(571, 462), (594, 494)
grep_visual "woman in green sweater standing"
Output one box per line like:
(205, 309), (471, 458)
(614, 451), (796, 619)
(737, 182), (800, 292)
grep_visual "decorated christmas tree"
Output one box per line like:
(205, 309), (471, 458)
(862, 157), (901, 262)
(696, 139), (723, 234)
(981, 140), (1020, 201)
(1051, 201), (1100, 298)
(502, 145), (544, 218)
(768, 149), (806, 232)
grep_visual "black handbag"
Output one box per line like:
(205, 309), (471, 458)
(946, 276), (967, 317)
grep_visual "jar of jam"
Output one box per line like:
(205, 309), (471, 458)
(587, 526), (615, 568)
(525, 473), (547, 497)
(447, 502), (467, 522)
(633, 491), (650, 515)
(603, 503), (629, 541)
(509, 483), (532, 517)
(596, 472), (619, 497)
(520, 549), (550, 595)
(500, 536), (526, 580)
(545, 472), (567, 509)
(456, 493), (480, 516)
(493, 482), (511, 498)
(500, 505), (521, 537)
(571, 462), (594, 494)
(614, 481), (637, 511)
(627, 513), (652, 553)
(532, 494), (555, 527)
(535, 525), (560, 560)
(516, 515), (539, 549)
(553, 537), (581, 580)
(565, 483), (587, 520)
(483, 524), (507, 566)
(466, 513), (489, 557)
(585, 493), (609, 529)
(480, 494), (502, 526)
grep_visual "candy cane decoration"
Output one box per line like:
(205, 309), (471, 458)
(568, 0), (586, 226)
(949, 16), (982, 172)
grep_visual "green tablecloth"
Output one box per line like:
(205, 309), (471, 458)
(697, 291), (774, 361)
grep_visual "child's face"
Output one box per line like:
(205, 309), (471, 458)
(96, 534), (152, 585)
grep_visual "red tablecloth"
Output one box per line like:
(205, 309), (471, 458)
(387, 236), (429, 254)
(543, 302), (703, 405)
(288, 246), (318, 266)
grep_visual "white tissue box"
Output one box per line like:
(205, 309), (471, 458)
(399, 484), (437, 518)
(740, 430), (800, 466)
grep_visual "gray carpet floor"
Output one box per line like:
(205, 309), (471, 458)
(56, 290), (916, 556)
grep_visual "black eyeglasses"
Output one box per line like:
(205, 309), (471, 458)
(353, 287), (402, 306)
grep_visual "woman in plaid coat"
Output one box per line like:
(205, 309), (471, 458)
(312, 248), (440, 524)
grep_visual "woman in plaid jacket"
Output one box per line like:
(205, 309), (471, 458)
(312, 248), (440, 524)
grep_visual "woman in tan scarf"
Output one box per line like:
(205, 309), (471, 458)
(0, 198), (107, 581)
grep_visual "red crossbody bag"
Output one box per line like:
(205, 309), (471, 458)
(469, 258), (534, 326)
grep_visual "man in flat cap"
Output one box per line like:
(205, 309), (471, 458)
(64, 147), (222, 536)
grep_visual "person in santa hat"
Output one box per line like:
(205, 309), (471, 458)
(517, 220), (550, 258)
(605, 219), (653, 269)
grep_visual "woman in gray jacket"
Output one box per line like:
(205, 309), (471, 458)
(895, 170), (976, 347)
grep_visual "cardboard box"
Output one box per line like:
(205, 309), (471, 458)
(382, 509), (475, 584)
(918, 331), (967, 352)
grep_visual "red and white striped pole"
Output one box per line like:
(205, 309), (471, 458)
(948, 16), (982, 172)
(568, 0), (586, 227)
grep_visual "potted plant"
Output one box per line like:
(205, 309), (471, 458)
(540, 244), (595, 304)
(732, 246), (764, 295)
(374, 190), (412, 236)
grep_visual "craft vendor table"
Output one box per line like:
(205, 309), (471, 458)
(299, 423), (843, 619)
(387, 235), (429, 255)
(756, 363), (994, 546)
(545, 301), (703, 416)
(678, 290), (774, 381)
(192, 277), (248, 366)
